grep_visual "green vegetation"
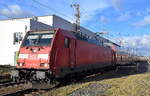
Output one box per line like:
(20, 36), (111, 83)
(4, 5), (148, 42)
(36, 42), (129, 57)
(43, 73), (150, 96)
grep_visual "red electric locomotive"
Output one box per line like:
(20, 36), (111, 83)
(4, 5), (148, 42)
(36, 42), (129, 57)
(11, 28), (116, 83)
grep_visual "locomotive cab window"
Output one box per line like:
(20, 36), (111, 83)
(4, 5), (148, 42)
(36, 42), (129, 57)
(22, 31), (54, 47)
(64, 38), (70, 48)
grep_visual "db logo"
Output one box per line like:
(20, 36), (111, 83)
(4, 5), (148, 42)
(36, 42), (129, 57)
(29, 54), (37, 59)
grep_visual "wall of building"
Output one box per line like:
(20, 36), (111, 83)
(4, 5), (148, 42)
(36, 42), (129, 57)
(0, 19), (30, 65)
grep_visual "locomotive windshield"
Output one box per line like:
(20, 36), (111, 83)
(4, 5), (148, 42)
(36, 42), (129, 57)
(22, 32), (53, 46)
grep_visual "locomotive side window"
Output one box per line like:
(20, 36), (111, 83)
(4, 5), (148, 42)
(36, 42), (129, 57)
(64, 38), (70, 48)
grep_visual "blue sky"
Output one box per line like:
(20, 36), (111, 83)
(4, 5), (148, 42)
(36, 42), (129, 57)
(0, 0), (150, 55)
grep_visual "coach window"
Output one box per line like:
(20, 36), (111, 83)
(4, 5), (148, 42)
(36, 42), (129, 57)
(64, 38), (70, 48)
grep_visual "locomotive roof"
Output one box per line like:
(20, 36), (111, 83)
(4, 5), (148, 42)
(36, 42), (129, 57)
(28, 28), (120, 47)
(28, 30), (55, 34)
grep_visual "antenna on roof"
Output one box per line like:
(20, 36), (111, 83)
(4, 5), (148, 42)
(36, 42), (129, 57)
(71, 3), (80, 33)
(31, 16), (38, 21)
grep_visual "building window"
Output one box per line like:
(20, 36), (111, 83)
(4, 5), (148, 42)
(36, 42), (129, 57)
(13, 32), (23, 45)
(64, 38), (70, 48)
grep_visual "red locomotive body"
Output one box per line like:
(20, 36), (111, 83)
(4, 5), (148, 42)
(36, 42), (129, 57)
(11, 28), (115, 82)
(11, 28), (140, 84)
(12, 29), (115, 81)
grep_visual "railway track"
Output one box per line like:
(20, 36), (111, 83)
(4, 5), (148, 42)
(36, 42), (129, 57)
(22, 83), (62, 96)
(0, 80), (12, 84)
(0, 64), (141, 96)
(2, 88), (53, 96)
(0, 81), (25, 88)
(1, 88), (33, 96)
(0, 74), (10, 79)
(0, 74), (11, 83)
(0, 81), (61, 96)
(22, 89), (48, 96)
(0, 82), (32, 96)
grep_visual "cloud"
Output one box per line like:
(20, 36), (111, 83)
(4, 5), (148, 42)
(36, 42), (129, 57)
(78, 0), (111, 22)
(100, 16), (109, 24)
(144, 7), (150, 15)
(132, 15), (150, 27)
(0, 5), (33, 18)
(136, 11), (142, 16)
(136, 8), (150, 17)
(79, 0), (110, 13)
(117, 12), (131, 21)
(80, 0), (124, 23)
(111, 0), (122, 11)
(114, 35), (150, 56)
(124, 35), (150, 47)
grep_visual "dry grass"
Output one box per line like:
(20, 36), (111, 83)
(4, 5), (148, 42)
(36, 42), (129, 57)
(43, 73), (150, 96)
(105, 73), (150, 96)
(43, 82), (92, 96)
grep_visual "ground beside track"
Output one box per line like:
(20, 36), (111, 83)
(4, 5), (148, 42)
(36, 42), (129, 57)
(0, 62), (149, 96)
(43, 73), (150, 96)
(0, 65), (11, 83)
(0, 65), (11, 75)
(43, 61), (150, 96)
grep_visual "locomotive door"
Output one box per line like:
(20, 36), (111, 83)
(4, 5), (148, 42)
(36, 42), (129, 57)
(69, 39), (76, 69)
(112, 51), (116, 66)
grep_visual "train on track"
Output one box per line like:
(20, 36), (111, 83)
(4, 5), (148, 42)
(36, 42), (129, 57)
(11, 28), (140, 84)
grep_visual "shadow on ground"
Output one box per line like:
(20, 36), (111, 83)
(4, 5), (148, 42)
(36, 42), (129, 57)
(43, 61), (150, 96)
(80, 61), (150, 83)
(67, 61), (150, 96)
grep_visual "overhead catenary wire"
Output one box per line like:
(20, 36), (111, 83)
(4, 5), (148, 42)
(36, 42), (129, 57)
(77, 5), (134, 39)
(69, 0), (101, 32)
(79, 7), (111, 34)
(0, 1), (130, 40)
(0, 0), (99, 33)
(17, 0), (43, 16)
(31, 0), (98, 33)
(32, 0), (74, 22)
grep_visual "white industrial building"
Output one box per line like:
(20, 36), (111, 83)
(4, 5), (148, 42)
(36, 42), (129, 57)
(0, 15), (116, 66)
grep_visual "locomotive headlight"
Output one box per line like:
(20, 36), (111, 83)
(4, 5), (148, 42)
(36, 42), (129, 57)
(18, 54), (28, 59)
(44, 63), (49, 67)
(38, 54), (49, 59)
(17, 62), (24, 66)
(40, 63), (49, 67)
(19, 63), (23, 66)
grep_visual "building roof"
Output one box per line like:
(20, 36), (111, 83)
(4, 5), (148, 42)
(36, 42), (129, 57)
(0, 14), (54, 21)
